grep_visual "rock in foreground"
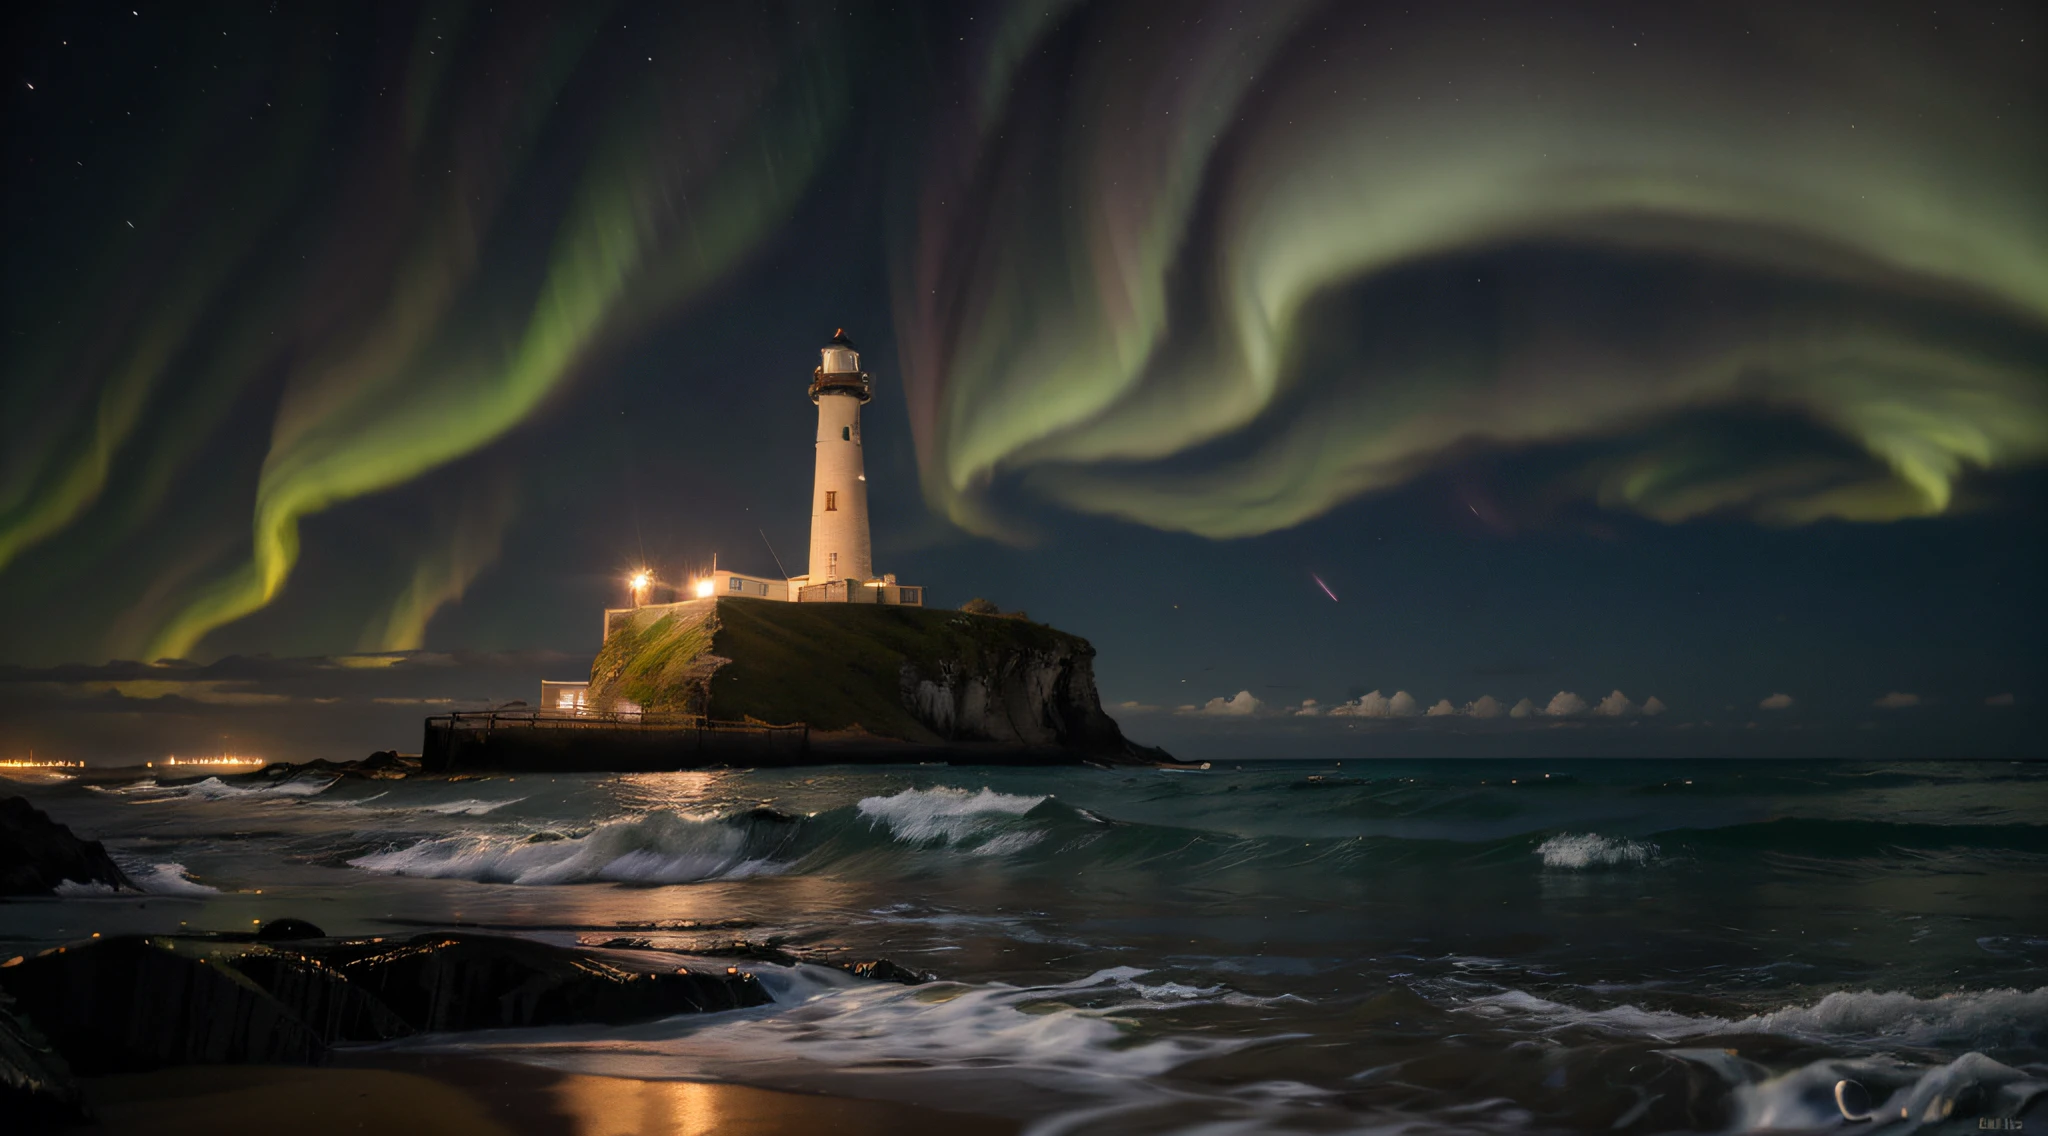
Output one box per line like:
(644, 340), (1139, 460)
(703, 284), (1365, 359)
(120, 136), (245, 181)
(0, 797), (134, 897)
(0, 930), (771, 1076)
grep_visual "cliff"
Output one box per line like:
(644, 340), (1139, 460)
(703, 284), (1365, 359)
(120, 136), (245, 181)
(584, 598), (1167, 763)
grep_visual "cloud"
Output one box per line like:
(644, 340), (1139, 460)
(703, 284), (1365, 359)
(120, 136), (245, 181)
(1542, 691), (1589, 717)
(1873, 691), (1921, 709)
(1591, 690), (1638, 717)
(1286, 689), (1661, 723)
(1985, 693), (2015, 707)
(1189, 690), (1262, 716)
(1328, 690), (1420, 718)
(1759, 693), (1794, 710)
(1116, 700), (1164, 714)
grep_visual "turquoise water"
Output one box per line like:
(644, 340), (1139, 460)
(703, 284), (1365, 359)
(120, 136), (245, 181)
(6, 759), (2046, 1133)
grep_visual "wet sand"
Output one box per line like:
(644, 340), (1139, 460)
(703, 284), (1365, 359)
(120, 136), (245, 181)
(70, 1057), (1018, 1136)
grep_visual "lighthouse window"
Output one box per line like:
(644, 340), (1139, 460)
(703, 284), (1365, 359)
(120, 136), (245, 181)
(825, 491), (838, 511)
(842, 426), (851, 441)
(729, 576), (744, 592)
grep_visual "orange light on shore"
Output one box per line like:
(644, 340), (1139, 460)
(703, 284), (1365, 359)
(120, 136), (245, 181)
(629, 570), (653, 607)
(694, 578), (715, 598)
(0, 759), (84, 769)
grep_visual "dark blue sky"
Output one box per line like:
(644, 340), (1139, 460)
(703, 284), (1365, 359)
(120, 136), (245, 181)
(2, 0), (2041, 761)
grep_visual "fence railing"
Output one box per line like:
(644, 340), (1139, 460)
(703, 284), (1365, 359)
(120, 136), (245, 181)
(426, 709), (804, 735)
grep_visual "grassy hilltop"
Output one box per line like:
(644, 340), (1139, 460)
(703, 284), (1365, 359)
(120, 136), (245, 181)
(585, 598), (1160, 759)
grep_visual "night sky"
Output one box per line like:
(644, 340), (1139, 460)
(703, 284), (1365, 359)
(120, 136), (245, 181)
(3, 0), (2042, 762)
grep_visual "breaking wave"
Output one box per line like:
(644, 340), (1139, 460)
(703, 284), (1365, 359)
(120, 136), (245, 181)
(52, 861), (218, 896)
(1465, 986), (2048, 1050)
(348, 809), (797, 885)
(129, 861), (220, 896)
(430, 962), (1262, 1084)
(179, 775), (336, 800)
(1535, 832), (1658, 869)
(856, 786), (1047, 846)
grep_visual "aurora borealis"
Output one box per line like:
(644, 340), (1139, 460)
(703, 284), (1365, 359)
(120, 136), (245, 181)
(3, 0), (2043, 758)
(904, 1), (2045, 538)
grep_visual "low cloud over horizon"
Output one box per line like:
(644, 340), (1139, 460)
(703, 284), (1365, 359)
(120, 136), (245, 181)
(1165, 688), (1672, 724)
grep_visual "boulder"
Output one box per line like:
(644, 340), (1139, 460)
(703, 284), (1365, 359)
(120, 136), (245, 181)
(254, 917), (326, 942)
(321, 932), (770, 1031)
(0, 937), (328, 1074)
(0, 796), (134, 896)
(686, 938), (936, 985)
(0, 930), (770, 1075)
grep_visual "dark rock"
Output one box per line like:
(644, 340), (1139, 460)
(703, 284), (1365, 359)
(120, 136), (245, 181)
(0, 937), (328, 1073)
(0, 992), (85, 1131)
(0, 797), (135, 896)
(840, 958), (937, 985)
(0, 931), (773, 1075)
(690, 939), (935, 985)
(254, 917), (325, 942)
(246, 751), (420, 786)
(322, 932), (770, 1031)
(218, 945), (412, 1044)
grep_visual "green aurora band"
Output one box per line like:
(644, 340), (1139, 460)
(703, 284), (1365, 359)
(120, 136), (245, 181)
(897, 0), (2047, 539)
(3, 1), (2042, 665)
(3, 6), (855, 661)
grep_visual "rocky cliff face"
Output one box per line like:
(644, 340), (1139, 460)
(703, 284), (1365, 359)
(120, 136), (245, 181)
(586, 599), (1163, 762)
(899, 636), (1134, 753)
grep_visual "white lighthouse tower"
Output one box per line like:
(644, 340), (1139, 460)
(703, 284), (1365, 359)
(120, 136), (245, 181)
(805, 329), (874, 586)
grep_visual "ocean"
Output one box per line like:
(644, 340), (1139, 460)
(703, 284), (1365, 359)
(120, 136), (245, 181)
(5, 758), (2045, 1133)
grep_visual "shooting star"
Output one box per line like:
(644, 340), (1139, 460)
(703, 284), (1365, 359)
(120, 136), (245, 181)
(1312, 573), (1339, 603)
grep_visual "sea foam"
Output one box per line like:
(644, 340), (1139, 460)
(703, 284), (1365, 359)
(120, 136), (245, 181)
(856, 786), (1047, 847)
(180, 775), (336, 800)
(1534, 832), (1657, 868)
(1466, 986), (2048, 1050)
(52, 861), (217, 896)
(348, 810), (789, 885)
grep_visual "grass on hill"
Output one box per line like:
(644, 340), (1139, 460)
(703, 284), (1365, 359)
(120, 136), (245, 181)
(591, 598), (1089, 738)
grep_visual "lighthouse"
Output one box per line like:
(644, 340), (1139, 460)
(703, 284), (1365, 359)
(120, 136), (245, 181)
(806, 329), (874, 585)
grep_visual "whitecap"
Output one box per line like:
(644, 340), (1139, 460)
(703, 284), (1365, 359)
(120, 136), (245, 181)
(1534, 832), (1657, 869)
(348, 809), (788, 885)
(130, 861), (219, 896)
(180, 775), (336, 800)
(1464, 986), (2048, 1049)
(855, 786), (1046, 846)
